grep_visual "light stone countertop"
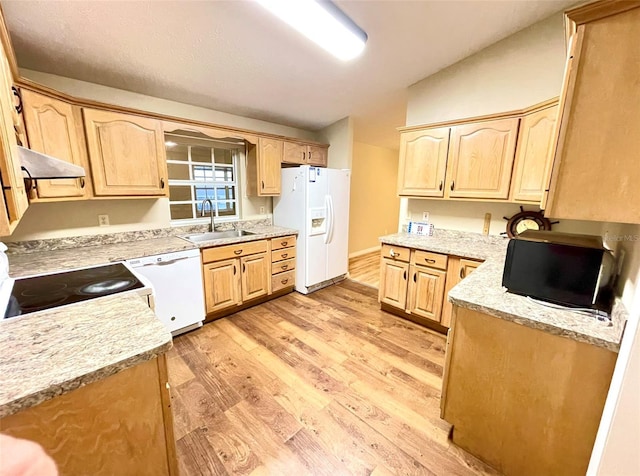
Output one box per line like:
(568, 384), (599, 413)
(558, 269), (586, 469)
(379, 230), (625, 352)
(0, 293), (172, 418)
(8, 226), (298, 278)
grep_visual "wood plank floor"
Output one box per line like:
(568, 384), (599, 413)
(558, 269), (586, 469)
(167, 280), (499, 476)
(349, 251), (380, 289)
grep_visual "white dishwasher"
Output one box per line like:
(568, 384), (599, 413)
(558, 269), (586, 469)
(127, 248), (205, 336)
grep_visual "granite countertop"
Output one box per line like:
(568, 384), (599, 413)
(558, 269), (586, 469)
(379, 230), (625, 352)
(0, 293), (172, 418)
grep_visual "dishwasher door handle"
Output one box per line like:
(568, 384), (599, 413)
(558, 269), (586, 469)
(138, 256), (192, 267)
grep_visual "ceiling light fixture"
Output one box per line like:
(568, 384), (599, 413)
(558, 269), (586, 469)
(255, 0), (367, 61)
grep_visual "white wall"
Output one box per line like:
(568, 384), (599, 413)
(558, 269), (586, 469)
(318, 116), (354, 170)
(4, 70), (318, 241)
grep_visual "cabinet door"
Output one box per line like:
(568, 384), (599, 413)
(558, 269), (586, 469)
(21, 90), (89, 199)
(282, 141), (306, 165)
(378, 258), (409, 309)
(241, 252), (269, 301)
(398, 128), (450, 197)
(257, 137), (282, 195)
(0, 40), (28, 236)
(441, 257), (482, 328)
(511, 105), (558, 202)
(408, 265), (446, 322)
(459, 259), (480, 280)
(447, 118), (519, 199)
(203, 258), (241, 313)
(83, 109), (168, 196)
(307, 145), (327, 167)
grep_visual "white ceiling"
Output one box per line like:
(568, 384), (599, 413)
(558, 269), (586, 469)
(3, 0), (573, 150)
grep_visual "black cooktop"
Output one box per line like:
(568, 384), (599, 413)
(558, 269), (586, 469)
(4, 263), (144, 319)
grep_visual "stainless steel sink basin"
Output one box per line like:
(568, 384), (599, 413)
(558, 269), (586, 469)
(182, 230), (255, 242)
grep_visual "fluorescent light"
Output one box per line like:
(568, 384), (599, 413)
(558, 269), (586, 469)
(165, 141), (177, 148)
(255, 0), (367, 61)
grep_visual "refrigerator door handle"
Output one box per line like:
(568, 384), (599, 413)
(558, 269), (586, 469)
(324, 195), (333, 244)
(327, 195), (335, 244)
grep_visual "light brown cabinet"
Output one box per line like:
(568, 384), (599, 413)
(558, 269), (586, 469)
(510, 105), (558, 203)
(203, 258), (241, 314)
(247, 137), (282, 196)
(240, 253), (269, 301)
(446, 118), (519, 199)
(21, 89), (90, 200)
(379, 244), (482, 330)
(543, 4), (640, 224)
(0, 37), (28, 236)
(83, 108), (168, 197)
(397, 128), (449, 197)
(271, 235), (296, 292)
(282, 141), (329, 167)
(0, 356), (178, 476)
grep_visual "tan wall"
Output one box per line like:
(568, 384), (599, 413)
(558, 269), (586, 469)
(349, 141), (399, 255)
(3, 70), (320, 241)
(319, 116), (353, 170)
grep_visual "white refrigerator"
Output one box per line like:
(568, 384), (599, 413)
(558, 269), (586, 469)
(273, 166), (350, 294)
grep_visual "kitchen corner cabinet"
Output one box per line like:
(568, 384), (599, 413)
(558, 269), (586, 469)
(21, 89), (91, 200)
(0, 36), (28, 236)
(247, 137), (282, 196)
(379, 244), (481, 330)
(446, 118), (519, 199)
(543, 4), (640, 224)
(441, 306), (616, 476)
(0, 355), (178, 476)
(510, 105), (558, 203)
(83, 109), (168, 197)
(397, 128), (449, 197)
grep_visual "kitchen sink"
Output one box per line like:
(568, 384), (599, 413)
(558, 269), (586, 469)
(181, 230), (256, 243)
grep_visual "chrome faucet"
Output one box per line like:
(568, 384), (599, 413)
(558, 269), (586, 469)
(200, 199), (216, 232)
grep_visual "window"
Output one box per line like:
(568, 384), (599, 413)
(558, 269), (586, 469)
(166, 132), (243, 223)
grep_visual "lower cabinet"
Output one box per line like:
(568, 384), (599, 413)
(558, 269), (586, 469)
(201, 236), (296, 321)
(378, 244), (481, 330)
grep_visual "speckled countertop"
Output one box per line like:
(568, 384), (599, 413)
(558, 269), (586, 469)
(8, 225), (298, 278)
(379, 230), (625, 352)
(0, 293), (172, 418)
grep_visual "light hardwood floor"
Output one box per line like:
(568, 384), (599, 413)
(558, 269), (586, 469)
(348, 251), (380, 288)
(167, 280), (499, 475)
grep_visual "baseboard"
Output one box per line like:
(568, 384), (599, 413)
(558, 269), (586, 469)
(349, 246), (381, 259)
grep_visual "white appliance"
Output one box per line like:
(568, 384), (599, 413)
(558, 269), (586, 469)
(273, 165), (350, 294)
(127, 248), (205, 336)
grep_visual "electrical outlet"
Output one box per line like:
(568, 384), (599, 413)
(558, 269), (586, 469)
(422, 211), (430, 221)
(483, 213), (491, 235)
(98, 214), (110, 227)
(259, 206), (265, 215)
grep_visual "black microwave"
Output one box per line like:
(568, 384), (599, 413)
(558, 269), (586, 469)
(502, 231), (615, 311)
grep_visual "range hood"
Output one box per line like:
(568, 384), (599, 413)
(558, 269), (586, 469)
(18, 145), (85, 179)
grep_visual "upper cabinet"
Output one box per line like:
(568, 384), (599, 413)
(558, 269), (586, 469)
(307, 145), (327, 167)
(446, 118), (519, 200)
(398, 128), (450, 197)
(0, 36), (28, 236)
(543, 3), (640, 224)
(282, 141), (328, 167)
(21, 89), (90, 200)
(510, 105), (558, 203)
(256, 137), (282, 196)
(83, 109), (168, 197)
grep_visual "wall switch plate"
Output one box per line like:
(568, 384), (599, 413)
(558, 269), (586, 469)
(259, 206), (265, 215)
(422, 211), (430, 221)
(483, 213), (491, 235)
(98, 214), (110, 227)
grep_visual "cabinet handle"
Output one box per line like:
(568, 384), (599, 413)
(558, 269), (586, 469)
(282, 264), (289, 270)
(234, 249), (242, 255)
(439, 181), (443, 191)
(170, 316), (176, 321)
(403, 270), (407, 280)
(80, 177), (85, 189)
(460, 267), (465, 279)
(450, 181), (455, 191)
(243, 263), (246, 273)
(281, 253), (288, 258)
(12, 87), (22, 114)
(160, 178), (165, 188)
(389, 250), (397, 258)
(425, 258), (436, 264)
(413, 272), (416, 283)
(309, 152), (312, 161)
(261, 180), (265, 189)
(302, 152), (306, 161)
(281, 241), (288, 246)
(233, 265), (236, 275)
(281, 278), (289, 285)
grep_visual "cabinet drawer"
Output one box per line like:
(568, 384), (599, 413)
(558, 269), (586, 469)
(202, 240), (268, 263)
(272, 247), (296, 263)
(413, 250), (448, 270)
(272, 235), (296, 250)
(381, 244), (410, 263)
(272, 258), (295, 274)
(272, 270), (295, 292)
